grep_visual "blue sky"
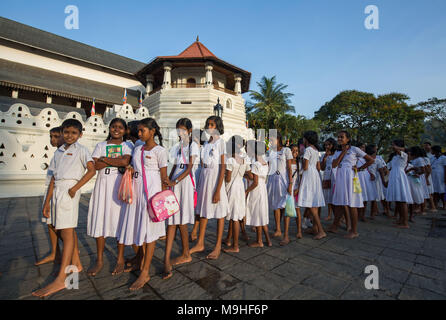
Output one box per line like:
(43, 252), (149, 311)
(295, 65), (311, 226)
(1, 0), (445, 117)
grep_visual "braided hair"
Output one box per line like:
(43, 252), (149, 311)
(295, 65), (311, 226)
(140, 118), (163, 146)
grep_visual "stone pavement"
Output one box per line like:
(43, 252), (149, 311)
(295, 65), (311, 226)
(0, 195), (446, 300)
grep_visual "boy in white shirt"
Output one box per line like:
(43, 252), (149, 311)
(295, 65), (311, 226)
(32, 119), (96, 298)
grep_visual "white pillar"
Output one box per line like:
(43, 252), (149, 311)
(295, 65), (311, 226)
(76, 101), (82, 108)
(146, 74), (154, 94)
(162, 62), (172, 89)
(205, 62), (213, 88)
(12, 90), (18, 99)
(234, 74), (242, 96)
(46, 96), (52, 104)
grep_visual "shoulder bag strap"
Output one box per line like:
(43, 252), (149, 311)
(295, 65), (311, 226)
(180, 143), (196, 190)
(140, 146), (150, 202)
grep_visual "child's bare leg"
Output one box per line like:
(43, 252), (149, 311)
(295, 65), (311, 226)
(263, 225), (272, 246)
(125, 246), (144, 272)
(130, 242), (155, 291)
(280, 217), (290, 246)
(190, 215), (200, 241)
(273, 209), (282, 237)
(240, 218), (249, 242)
(112, 243), (125, 275)
(87, 236), (104, 276)
(190, 217), (208, 254)
(249, 227), (264, 247)
(310, 208), (327, 240)
(35, 224), (60, 266)
(163, 225), (177, 279)
(396, 202), (410, 229)
(382, 200), (390, 217)
(296, 208), (302, 238)
(71, 230), (82, 272)
(207, 218), (224, 260)
(324, 204), (333, 221)
(428, 196), (437, 212)
(224, 220), (240, 253)
(409, 204), (414, 222)
(32, 228), (76, 297)
(345, 207), (359, 239)
(171, 224), (193, 266)
(344, 206), (351, 231)
(359, 204), (366, 222)
(223, 220), (233, 246)
(371, 201), (378, 218)
(327, 206), (342, 233)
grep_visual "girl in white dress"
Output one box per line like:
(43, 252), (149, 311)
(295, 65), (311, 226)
(190, 116), (229, 260)
(375, 152), (390, 216)
(281, 144), (303, 246)
(422, 150), (437, 212)
(267, 132), (293, 238)
(117, 118), (168, 290)
(162, 118), (199, 279)
(223, 136), (250, 253)
(410, 147), (429, 215)
(385, 140), (413, 229)
(406, 149), (425, 221)
(87, 118), (133, 277)
(431, 146), (446, 209)
(297, 131), (326, 240)
(245, 141), (272, 247)
(357, 144), (378, 221)
(320, 138), (337, 221)
(190, 129), (204, 241)
(328, 131), (374, 239)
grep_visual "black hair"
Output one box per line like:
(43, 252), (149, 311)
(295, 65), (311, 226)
(365, 144), (376, 156)
(228, 135), (245, 157)
(409, 146), (423, 158)
(139, 118), (163, 146)
(354, 141), (365, 149)
(432, 145), (442, 155)
(192, 129), (205, 146)
(255, 141), (266, 158)
(323, 138), (337, 154)
(303, 131), (318, 146)
(423, 141), (432, 146)
(61, 119), (83, 133)
(388, 152), (396, 162)
(176, 118), (193, 155)
(127, 120), (140, 141)
(392, 139), (405, 148)
(338, 130), (352, 145)
(204, 116), (224, 135)
(50, 126), (62, 134)
(106, 118), (128, 141)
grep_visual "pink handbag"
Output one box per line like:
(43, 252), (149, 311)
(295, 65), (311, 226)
(141, 146), (180, 222)
(180, 143), (198, 208)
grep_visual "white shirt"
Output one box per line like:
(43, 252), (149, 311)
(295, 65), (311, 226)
(201, 138), (226, 169)
(49, 142), (93, 181)
(267, 147), (293, 175)
(91, 141), (133, 172)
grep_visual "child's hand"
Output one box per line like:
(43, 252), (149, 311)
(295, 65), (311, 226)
(212, 191), (220, 204)
(68, 187), (77, 198)
(43, 202), (50, 218)
(370, 173), (375, 181)
(293, 189), (298, 197)
(164, 178), (175, 187)
(287, 184), (293, 196)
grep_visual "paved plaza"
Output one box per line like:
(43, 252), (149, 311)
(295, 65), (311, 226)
(0, 195), (445, 300)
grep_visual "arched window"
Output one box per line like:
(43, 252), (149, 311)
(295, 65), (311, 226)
(226, 99), (232, 109)
(186, 78), (196, 88)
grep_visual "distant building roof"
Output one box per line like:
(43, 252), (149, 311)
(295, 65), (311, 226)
(0, 17), (145, 75)
(0, 59), (140, 106)
(160, 40), (217, 59)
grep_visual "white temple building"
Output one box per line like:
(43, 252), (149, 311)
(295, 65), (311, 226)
(0, 17), (253, 197)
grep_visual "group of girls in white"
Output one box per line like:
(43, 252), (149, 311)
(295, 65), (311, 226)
(37, 115), (446, 293)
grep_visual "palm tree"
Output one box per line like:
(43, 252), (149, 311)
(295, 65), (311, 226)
(248, 76), (295, 130)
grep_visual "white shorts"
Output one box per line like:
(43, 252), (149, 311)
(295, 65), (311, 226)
(52, 180), (81, 230)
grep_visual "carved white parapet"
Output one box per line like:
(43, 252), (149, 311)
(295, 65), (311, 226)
(162, 62), (172, 89)
(135, 106), (150, 120)
(234, 73), (242, 96)
(205, 62), (214, 88)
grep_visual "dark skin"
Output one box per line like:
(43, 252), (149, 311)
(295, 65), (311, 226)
(390, 144), (410, 229)
(189, 119), (226, 260)
(320, 141), (334, 221)
(329, 132), (374, 239)
(33, 126), (95, 298)
(87, 121), (131, 277)
(129, 124), (168, 291)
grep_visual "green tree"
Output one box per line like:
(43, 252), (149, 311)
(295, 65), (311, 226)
(417, 97), (446, 133)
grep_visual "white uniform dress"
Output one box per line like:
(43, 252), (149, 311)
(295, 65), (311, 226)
(226, 156), (249, 221)
(49, 142), (93, 230)
(412, 157), (430, 200)
(375, 156), (386, 201)
(117, 145), (168, 246)
(297, 147), (325, 208)
(332, 146), (366, 208)
(194, 145), (203, 215)
(386, 152), (413, 203)
(424, 157), (434, 195)
(321, 154), (334, 204)
(87, 141), (133, 238)
(197, 138), (229, 219)
(431, 155), (446, 193)
(406, 162), (425, 205)
(42, 156), (55, 225)
(267, 148), (293, 210)
(246, 161), (269, 226)
(357, 158), (378, 202)
(168, 142), (200, 226)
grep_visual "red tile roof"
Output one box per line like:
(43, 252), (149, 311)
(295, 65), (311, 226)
(159, 40), (217, 59)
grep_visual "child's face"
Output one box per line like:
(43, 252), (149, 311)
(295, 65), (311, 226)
(324, 141), (332, 152)
(291, 146), (299, 158)
(337, 132), (349, 146)
(176, 125), (190, 142)
(138, 124), (155, 142)
(109, 121), (125, 140)
(205, 120), (218, 136)
(50, 131), (61, 148)
(63, 126), (82, 146)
